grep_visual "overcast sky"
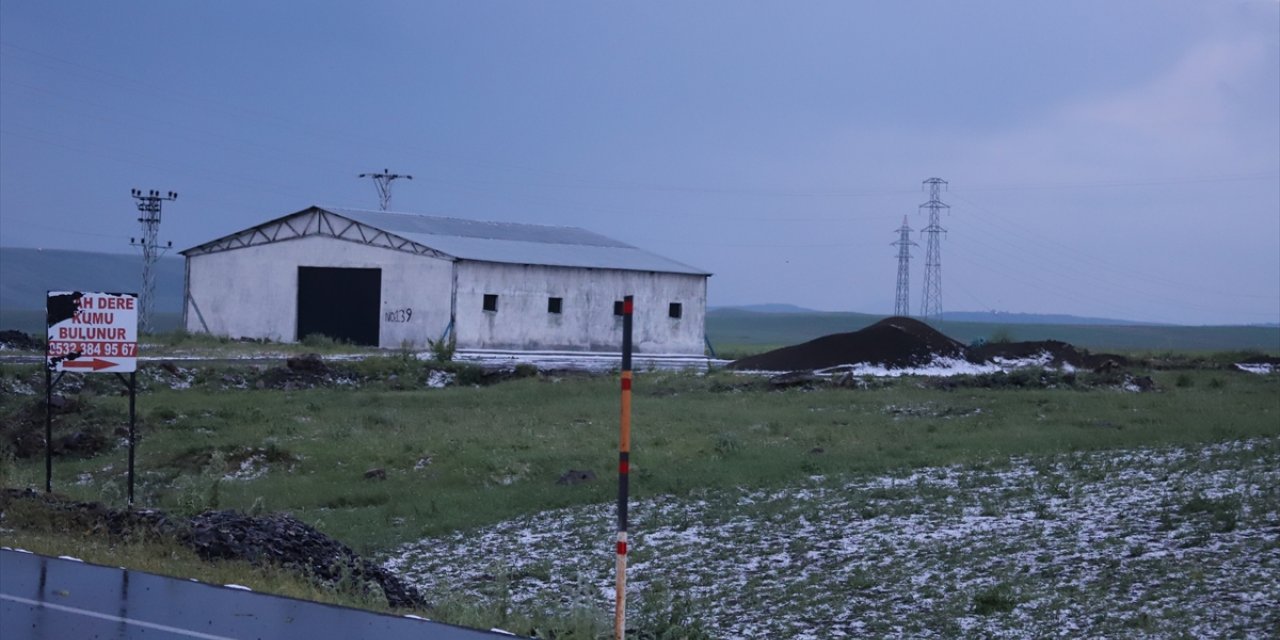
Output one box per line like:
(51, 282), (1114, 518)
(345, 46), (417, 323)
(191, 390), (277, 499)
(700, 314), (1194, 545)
(1, 1), (1277, 325)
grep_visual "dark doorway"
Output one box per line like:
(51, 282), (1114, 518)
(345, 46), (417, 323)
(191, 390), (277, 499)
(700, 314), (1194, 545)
(296, 267), (381, 346)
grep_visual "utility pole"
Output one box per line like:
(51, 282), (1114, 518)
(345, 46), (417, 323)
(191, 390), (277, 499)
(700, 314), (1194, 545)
(892, 215), (917, 317)
(130, 188), (177, 333)
(358, 168), (412, 210)
(918, 177), (949, 319)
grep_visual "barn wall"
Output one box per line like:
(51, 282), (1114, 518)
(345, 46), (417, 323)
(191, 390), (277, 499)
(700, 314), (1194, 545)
(184, 236), (453, 348)
(454, 262), (707, 354)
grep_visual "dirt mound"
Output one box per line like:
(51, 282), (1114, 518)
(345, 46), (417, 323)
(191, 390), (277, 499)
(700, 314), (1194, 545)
(968, 340), (1129, 370)
(729, 316), (966, 371)
(1, 396), (113, 459)
(0, 330), (40, 351)
(187, 510), (424, 608)
(1, 488), (181, 542)
(0, 489), (425, 610)
(1238, 355), (1280, 366)
(257, 354), (355, 390)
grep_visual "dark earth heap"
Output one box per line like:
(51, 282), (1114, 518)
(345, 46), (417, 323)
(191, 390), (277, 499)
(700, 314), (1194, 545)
(968, 339), (1128, 370)
(729, 316), (1128, 372)
(0, 330), (40, 351)
(0, 489), (425, 609)
(187, 509), (423, 608)
(729, 317), (967, 371)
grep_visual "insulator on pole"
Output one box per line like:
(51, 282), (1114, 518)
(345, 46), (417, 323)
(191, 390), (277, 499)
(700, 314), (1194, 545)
(129, 188), (178, 333)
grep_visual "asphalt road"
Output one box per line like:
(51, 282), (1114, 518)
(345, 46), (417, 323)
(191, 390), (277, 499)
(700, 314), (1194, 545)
(0, 549), (520, 640)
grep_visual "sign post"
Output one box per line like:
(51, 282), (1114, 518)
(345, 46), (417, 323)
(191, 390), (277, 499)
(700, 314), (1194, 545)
(45, 291), (140, 503)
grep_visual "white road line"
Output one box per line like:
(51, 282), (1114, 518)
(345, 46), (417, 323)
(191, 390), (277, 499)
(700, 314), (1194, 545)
(1, 594), (238, 640)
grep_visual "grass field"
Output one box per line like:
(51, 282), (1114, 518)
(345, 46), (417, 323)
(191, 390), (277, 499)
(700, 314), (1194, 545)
(2, 357), (1277, 637)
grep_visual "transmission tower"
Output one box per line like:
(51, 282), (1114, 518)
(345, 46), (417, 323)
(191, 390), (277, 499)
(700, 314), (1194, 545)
(891, 215), (917, 317)
(918, 177), (949, 319)
(358, 168), (413, 210)
(129, 188), (178, 333)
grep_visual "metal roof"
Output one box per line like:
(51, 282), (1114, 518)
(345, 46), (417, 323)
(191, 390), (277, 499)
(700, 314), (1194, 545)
(323, 207), (710, 275)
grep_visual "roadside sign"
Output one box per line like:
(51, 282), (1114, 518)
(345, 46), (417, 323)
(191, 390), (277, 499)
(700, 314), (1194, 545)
(46, 291), (138, 373)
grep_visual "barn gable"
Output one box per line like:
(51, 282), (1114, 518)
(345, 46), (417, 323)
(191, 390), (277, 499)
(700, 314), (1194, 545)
(181, 207), (451, 260)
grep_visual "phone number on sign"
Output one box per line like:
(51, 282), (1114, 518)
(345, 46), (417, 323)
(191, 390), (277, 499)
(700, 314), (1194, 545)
(48, 341), (137, 357)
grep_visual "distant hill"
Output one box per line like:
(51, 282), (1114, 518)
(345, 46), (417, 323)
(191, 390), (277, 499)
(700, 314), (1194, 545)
(0, 247), (183, 329)
(938, 311), (1160, 326)
(706, 308), (885, 349)
(712, 303), (818, 314)
(707, 308), (1280, 354)
(718, 306), (1159, 326)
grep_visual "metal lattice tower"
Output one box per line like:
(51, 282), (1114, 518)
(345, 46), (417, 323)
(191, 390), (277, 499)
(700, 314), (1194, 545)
(891, 215), (917, 316)
(918, 177), (949, 319)
(358, 168), (413, 210)
(129, 188), (177, 333)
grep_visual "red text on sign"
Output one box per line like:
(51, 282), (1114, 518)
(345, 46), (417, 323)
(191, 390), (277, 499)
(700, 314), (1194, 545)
(48, 341), (137, 358)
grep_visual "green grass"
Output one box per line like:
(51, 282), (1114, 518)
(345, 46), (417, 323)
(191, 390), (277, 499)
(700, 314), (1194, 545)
(4, 363), (1277, 554)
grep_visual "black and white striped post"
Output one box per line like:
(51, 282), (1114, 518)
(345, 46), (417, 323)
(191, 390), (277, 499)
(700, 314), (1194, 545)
(615, 295), (633, 640)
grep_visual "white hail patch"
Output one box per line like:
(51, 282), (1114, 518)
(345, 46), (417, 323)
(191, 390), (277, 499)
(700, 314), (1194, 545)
(222, 454), (269, 481)
(384, 439), (1279, 639)
(743, 351), (1076, 378)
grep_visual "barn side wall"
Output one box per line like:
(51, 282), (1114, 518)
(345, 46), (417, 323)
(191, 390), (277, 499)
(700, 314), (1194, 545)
(183, 236), (454, 348)
(454, 262), (707, 354)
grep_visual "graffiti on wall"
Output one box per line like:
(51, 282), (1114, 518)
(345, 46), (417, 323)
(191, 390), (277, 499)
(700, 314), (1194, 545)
(384, 308), (413, 323)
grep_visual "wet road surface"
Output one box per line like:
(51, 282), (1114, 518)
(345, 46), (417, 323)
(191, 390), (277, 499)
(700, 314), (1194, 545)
(0, 549), (519, 639)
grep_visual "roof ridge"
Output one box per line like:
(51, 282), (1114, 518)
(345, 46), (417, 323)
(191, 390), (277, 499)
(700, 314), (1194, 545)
(318, 206), (597, 234)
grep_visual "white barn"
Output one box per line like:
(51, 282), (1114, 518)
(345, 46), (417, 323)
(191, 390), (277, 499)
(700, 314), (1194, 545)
(180, 206), (711, 364)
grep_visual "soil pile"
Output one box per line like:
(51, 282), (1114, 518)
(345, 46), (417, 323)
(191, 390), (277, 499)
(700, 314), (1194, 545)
(1, 396), (112, 459)
(968, 340), (1128, 370)
(1, 488), (181, 542)
(187, 510), (424, 608)
(728, 317), (1130, 373)
(729, 317), (967, 371)
(0, 330), (40, 351)
(1238, 355), (1280, 367)
(0, 489), (425, 610)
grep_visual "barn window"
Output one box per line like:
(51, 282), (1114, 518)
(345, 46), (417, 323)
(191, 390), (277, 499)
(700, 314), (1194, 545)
(669, 302), (683, 319)
(548, 297), (563, 314)
(613, 300), (624, 316)
(483, 294), (498, 312)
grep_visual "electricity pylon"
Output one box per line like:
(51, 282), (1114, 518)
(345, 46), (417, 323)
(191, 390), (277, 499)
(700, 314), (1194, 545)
(892, 215), (917, 316)
(918, 177), (949, 319)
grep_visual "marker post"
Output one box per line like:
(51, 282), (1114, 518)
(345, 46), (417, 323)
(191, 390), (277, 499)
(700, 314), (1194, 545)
(615, 295), (633, 640)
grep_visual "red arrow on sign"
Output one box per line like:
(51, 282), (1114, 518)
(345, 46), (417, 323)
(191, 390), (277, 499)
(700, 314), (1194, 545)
(62, 358), (119, 371)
